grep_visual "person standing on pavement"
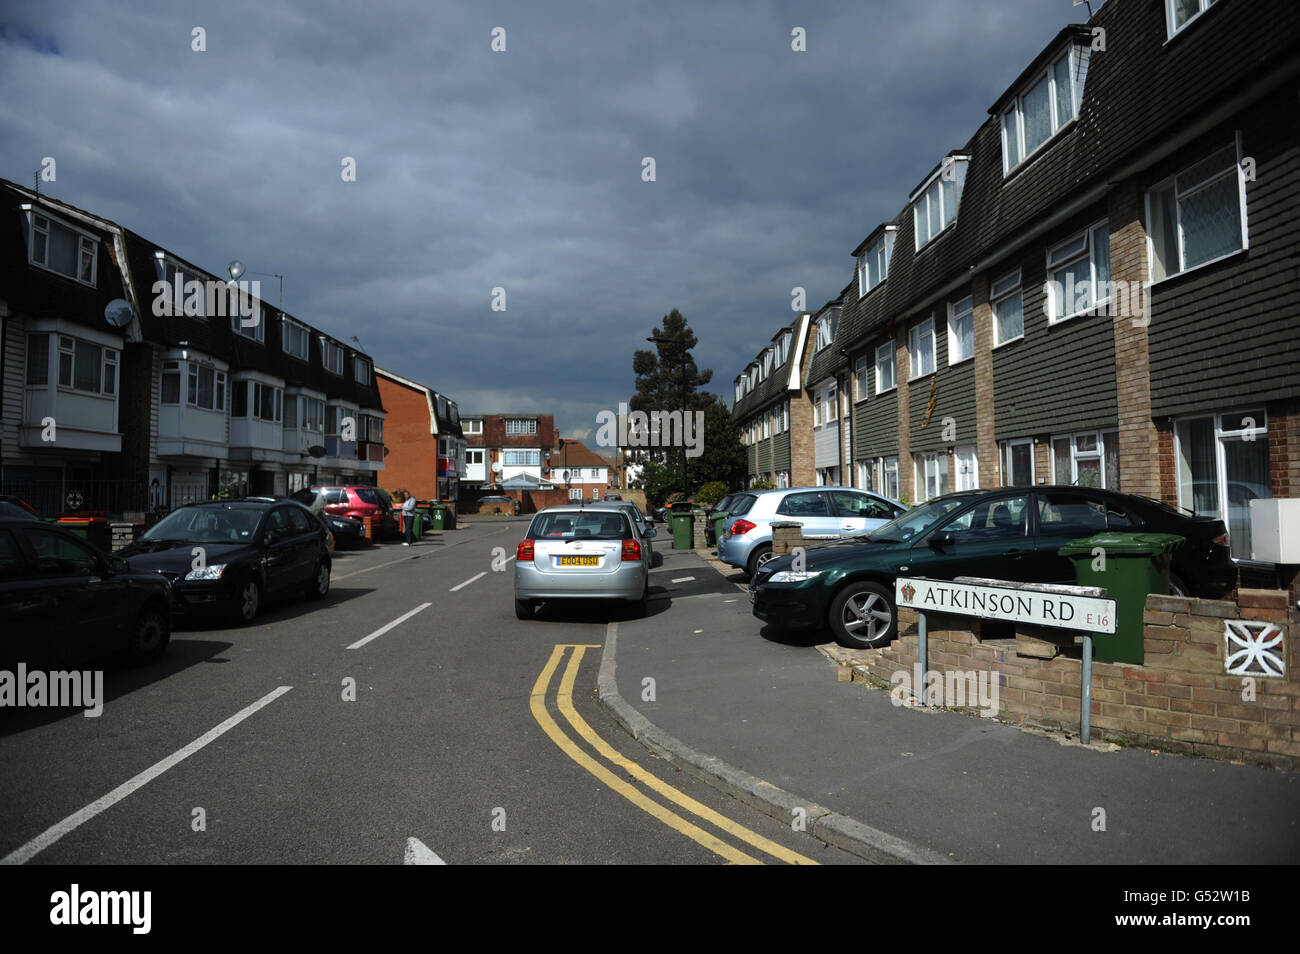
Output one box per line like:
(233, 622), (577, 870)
(401, 492), (418, 546)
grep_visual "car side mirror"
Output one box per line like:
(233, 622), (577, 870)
(930, 531), (955, 550)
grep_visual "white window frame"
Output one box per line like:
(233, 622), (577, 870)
(875, 341), (896, 393)
(815, 315), (835, 352)
(908, 318), (935, 380)
(914, 451), (949, 502)
(321, 338), (344, 375)
(954, 445), (979, 492)
(912, 159), (968, 250)
(232, 305), (266, 343)
(281, 318), (310, 360)
(55, 334), (117, 396)
(991, 269), (1024, 347)
(857, 228), (896, 297)
(466, 449), (485, 466)
(999, 438), (1036, 488)
(1173, 409), (1268, 561)
(947, 296), (974, 365)
(1046, 219), (1111, 324)
(505, 418), (538, 436)
(465, 419), (483, 435)
(1145, 136), (1247, 284)
(353, 355), (372, 386)
(1000, 46), (1082, 175)
(1165, 0), (1220, 40)
(23, 208), (99, 286)
(853, 356), (870, 402)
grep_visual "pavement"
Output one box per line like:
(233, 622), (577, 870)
(598, 545), (1300, 864)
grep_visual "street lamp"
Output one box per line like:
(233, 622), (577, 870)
(227, 260), (284, 313)
(647, 335), (689, 501)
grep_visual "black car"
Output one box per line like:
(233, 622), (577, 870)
(289, 490), (368, 549)
(0, 519), (172, 669)
(120, 499), (331, 625)
(0, 495), (42, 521)
(751, 486), (1237, 649)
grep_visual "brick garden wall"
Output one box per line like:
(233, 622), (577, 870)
(851, 589), (1297, 770)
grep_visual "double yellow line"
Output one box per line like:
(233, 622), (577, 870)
(529, 644), (818, 865)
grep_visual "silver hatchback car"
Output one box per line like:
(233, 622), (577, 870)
(717, 486), (907, 576)
(514, 506), (653, 619)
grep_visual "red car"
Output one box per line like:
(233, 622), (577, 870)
(309, 486), (397, 540)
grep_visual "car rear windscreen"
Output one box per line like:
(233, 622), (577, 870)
(353, 488), (383, 505)
(529, 511), (630, 540)
(729, 494), (757, 516)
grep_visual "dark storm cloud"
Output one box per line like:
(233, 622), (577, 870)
(0, 0), (1093, 441)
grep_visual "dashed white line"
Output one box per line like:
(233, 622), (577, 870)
(347, 603), (432, 649)
(404, 837), (447, 865)
(671, 576), (696, 583)
(450, 571), (487, 592)
(1, 686), (293, 865)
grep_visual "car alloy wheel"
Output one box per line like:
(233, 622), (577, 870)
(234, 579), (261, 625)
(127, 603), (170, 664)
(747, 545), (773, 577)
(830, 582), (895, 649)
(306, 561), (330, 600)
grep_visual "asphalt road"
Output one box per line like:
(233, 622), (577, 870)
(0, 519), (863, 865)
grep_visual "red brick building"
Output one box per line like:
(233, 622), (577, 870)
(461, 413), (556, 490)
(375, 368), (464, 503)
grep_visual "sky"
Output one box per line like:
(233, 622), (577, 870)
(0, 0), (1098, 444)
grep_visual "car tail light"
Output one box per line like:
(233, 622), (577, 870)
(517, 539), (534, 561)
(1212, 532), (1230, 547)
(621, 538), (642, 561)
(731, 519), (756, 535)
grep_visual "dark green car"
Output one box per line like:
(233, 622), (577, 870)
(749, 486), (1236, 649)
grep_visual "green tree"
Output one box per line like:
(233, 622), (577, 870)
(630, 309), (714, 497)
(689, 394), (745, 491)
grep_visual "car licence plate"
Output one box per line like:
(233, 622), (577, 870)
(558, 555), (600, 567)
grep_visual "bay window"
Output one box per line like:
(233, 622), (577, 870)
(51, 335), (116, 395)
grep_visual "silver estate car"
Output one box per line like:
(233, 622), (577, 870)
(717, 486), (907, 576)
(514, 506), (654, 619)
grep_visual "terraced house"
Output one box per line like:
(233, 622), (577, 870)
(737, 0), (1300, 589)
(0, 178), (386, 520)
(733, 312), (813, 488)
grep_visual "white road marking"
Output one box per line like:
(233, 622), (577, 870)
(348, 603), (432, 649)
(450, 571), (486, 592)
(334, 524), (513, 581)
(0, 686), (292, 866)
(404, 837), (447, 865)
(671, 576), (696, 583)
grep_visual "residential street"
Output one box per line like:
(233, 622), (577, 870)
(0, 520), (863, 866)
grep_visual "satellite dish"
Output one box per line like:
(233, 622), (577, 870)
(491, 461), (502, 473)
(307, 445), (326, 459)
(104, 299), (133, 328)
(227, 260), (245, 282)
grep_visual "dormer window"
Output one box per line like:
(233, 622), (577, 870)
(1001, 46), (1086, 174)
(857, 228), (896, 296)
(815, 314), (836, 352)
(763, 349), (773, 377)
(353, 355), (372, 385)
(776, 331), (792, 366)
(321, 337), (344, 375)
(912, 159), (968, 250)
(232, 304), (265, 343)
(282, 318), (310, 360)
(23, 209), (98, 286)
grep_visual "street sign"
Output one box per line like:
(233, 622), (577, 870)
(895, 576), (1116, 634)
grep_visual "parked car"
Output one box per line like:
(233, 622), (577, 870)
(290, 490), (368, 550)
(0, 518), (172, 668)
(308, 485), (396, 540)
(514, 506), (651, 620)
(479, 495), (519, 515)
(704, 493), (740, 546)
(0, 495), (42, 521)
(586, 501), (659, 566)
(718, 487), (907, 577)
(120, 499), (331, 625)
(749, 486), (1237, 649)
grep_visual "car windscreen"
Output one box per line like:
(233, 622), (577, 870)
(865, 497), (968, 542)
(0, 501), (40, 521)
(141, 507), (265, 543)
(528, 511), (630, 540)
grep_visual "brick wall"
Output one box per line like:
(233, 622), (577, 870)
(971, 273), (997, 487)
(789, 322), (815, 486)
(376, 375), (438, 499)
(895, 324), (912, 499)
(1107, 179), (1160, 498)
(850, 589), (1297, 770)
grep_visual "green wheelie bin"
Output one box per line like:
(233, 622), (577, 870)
(1059, 532), (1184, 665)
(669, 503), (694, 550)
